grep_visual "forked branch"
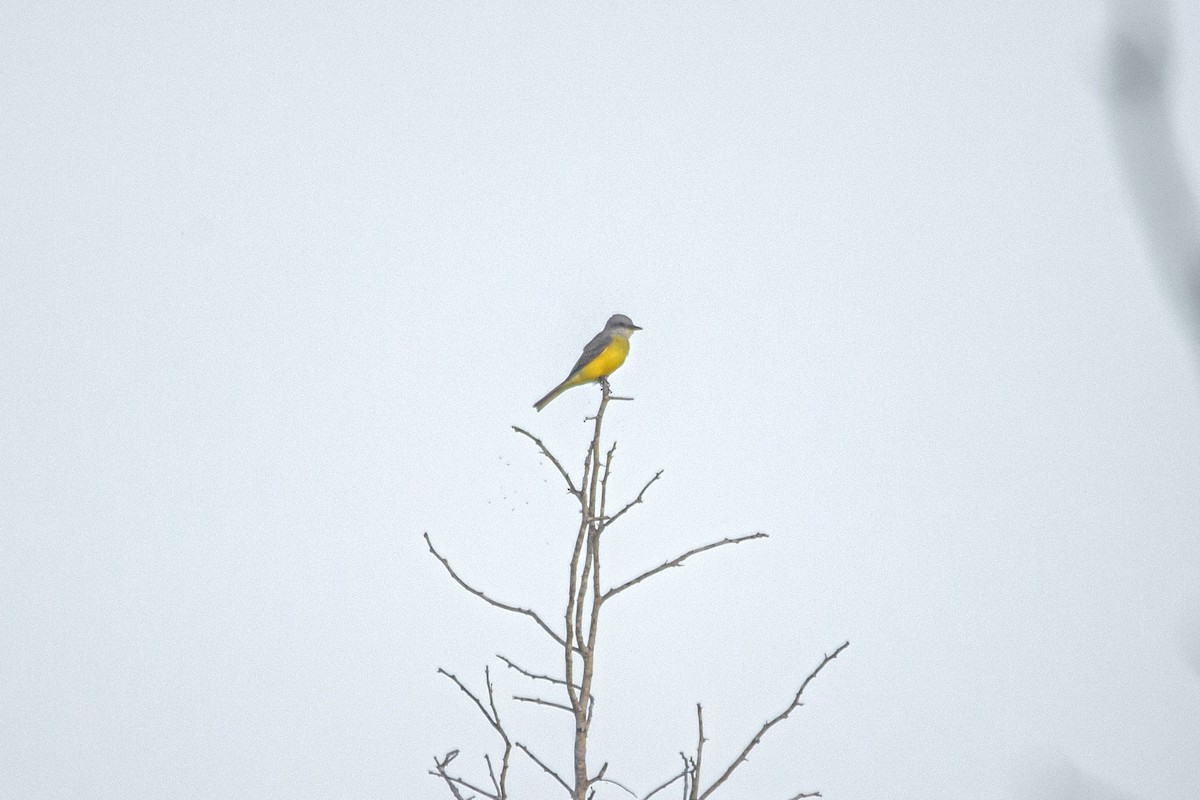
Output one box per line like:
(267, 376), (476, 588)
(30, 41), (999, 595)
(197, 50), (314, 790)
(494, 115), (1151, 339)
(436, 667), (512, 799)
(431, 751), (470, 800)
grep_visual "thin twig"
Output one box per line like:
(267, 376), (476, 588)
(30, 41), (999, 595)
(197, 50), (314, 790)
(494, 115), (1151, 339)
(429, 769), (496, 800)
(697, 641), (850, 800)
(603, 533), (769, 601)
(430, 750), (479, 800)
(484, 754), (499, 798)
(496, 653), (593, 720)
(436, 668), (510, 799)
(513, 426), (581, 497)
(438, 668), (497, 728)
(689, 704), (705, 800)
(485, 666), (502, 724)
(483, 667), (511, 798)
(563, 441), (593, 713)
(589, 763), (636, 798)
(642, 767), (687, 800)
(596, 775), (638, 798)
(497, 653), (579, 690)
(432, 751), (467, 800)
(513, 695), (574, 713)
(603, 470), (663, 529)
(425, 532), (570, 650)
(599, 441), (618, 525)
(515, 742), (573, 796)
(784, 792), (822, 799)
(575, 521), (595, 657)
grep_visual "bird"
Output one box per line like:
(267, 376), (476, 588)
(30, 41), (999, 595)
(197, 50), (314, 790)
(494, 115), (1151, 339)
(534, 314), (643, 411)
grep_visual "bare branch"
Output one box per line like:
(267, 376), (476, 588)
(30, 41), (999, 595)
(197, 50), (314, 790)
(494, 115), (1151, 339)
(436, 668), (510, 799)
(484, 666), (501, 725)
(642, 767), (687, 800)
(483, 667), (512, 797)
(428, 768), (496, 800)
(603, 533), (769, 601)
(515, 742), (573, 796)
(513, 695), (574, 713)
(558, 381), (619, 798)
(698, 641), (850, 800)
(497, 653), (580, 690)
(430, 751), (474, 800)
(430, 768), (467, 799)
(603, 470), (663, 529)
(574, 525), (596, 657)
(599, 441), (618, 523)
(689, 704), (705, 800)
(590, 763), (636, 798)
(597, 777), (638, 798)
(784, 792), (822, 799)
(438, 668), (497, 728)
(513, 426), (581, 497)
(484, 754), (500, 798)
(425, 532), (570, 650)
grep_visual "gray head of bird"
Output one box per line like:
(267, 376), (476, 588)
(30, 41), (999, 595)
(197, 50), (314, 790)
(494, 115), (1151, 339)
(606, 314), (642, 335)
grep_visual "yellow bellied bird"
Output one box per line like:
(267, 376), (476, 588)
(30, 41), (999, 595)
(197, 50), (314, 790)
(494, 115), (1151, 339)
(533, 314), (642, 411)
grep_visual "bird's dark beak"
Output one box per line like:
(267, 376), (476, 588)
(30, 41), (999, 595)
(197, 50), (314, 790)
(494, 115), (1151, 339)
(631, 323), (643, 330)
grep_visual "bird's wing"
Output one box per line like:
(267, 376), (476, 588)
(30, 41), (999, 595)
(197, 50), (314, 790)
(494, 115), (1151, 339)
(566, 329), (613, 377)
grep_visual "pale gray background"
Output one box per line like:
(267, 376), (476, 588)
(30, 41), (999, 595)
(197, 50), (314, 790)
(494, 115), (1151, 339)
(3, 2), (1199, 799)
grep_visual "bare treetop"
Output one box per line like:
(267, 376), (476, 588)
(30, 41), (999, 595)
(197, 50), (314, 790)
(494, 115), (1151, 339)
(428, 381), (848, 799)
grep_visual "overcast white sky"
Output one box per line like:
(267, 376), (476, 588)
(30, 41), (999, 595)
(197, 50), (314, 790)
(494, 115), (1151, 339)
(3, 2), (1200, 799)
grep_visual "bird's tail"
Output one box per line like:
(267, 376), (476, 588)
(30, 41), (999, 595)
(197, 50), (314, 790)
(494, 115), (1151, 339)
(533, 377), (576, 411)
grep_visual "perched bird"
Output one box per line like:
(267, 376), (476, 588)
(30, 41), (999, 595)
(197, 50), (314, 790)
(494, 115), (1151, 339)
(534, 314), (642, 411)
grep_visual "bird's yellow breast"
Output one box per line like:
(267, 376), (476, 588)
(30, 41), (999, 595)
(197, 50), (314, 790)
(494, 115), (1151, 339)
(578, 335), (629, 381)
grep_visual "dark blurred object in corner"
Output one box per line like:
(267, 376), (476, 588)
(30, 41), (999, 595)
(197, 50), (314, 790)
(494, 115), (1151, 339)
(1104, 0), (1200, 359)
